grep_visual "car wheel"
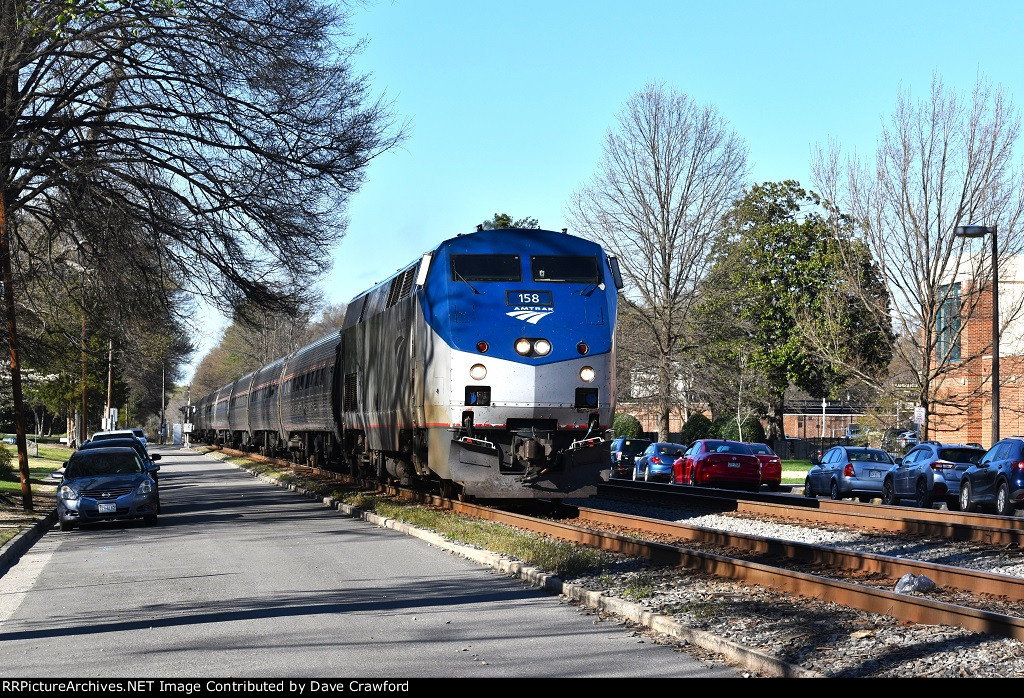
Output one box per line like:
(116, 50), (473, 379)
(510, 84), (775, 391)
(960, 481), (975, 513)
(914, 479), (932, 509)
(829, 480), (841, 500)
(804, 477), (814, 498)
(881, 479), (897, 506)
(996, 481), (1014, 517)
(644, 467), (650, 482)
(689, 466), (698, 486)
(144, 514), (159, 526)
(766, 482), (779, 492)
(59, 520), (74, 532)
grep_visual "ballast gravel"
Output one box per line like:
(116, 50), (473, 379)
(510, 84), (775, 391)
(558, 496), (1024, 678)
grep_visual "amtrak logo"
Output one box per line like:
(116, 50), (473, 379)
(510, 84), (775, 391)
(507, 307), (554, 324)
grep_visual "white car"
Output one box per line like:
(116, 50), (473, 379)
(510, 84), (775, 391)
(897, 430), (920, 449)
(90, 429), (148, 448)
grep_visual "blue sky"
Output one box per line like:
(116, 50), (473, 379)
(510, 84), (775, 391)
(184, 0), (1024, 380)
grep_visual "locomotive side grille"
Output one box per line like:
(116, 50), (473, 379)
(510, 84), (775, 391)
(386, 267), (417, 309)
(385, 275), (402, 308)
(399, 267), (416, 298)
(344, 373), (358, 411)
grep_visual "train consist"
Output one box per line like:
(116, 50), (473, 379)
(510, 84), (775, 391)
(192, 228), (622, 499)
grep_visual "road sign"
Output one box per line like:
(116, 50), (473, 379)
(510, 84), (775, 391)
(913, 406), (926, 425)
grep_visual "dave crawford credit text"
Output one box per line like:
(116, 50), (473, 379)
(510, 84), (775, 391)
(2, 681), (412, 694)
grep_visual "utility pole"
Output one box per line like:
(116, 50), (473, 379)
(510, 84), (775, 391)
(184, 383), (192, 448)
(161, 364), (166, 445)
(105, 340), (113, 429)
(81, 308), (87, 446)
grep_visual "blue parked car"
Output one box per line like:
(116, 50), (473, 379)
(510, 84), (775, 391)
(51, 446), (160, 531)
(632, 442), (687, 482)
(959, 437), (1024, 516)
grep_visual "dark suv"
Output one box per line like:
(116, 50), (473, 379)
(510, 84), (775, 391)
(609, 437), (652, 479)
(882, 441), (985, 509)
(959, 437), (1024, 516)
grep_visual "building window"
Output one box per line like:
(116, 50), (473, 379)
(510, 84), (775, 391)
(937, 283), (961, 363)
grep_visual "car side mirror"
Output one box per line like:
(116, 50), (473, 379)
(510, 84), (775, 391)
(49, 470), (64, 480)
(148, 464), (161, 472)
(151, 454), (161, 461)
(809, 455), (820, 465)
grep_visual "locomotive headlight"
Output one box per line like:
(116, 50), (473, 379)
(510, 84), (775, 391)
(580, 366), (596, 382)
(515, 338), (532, 355)
(533, 339), (552, 356)
(469, 363), (487, 380)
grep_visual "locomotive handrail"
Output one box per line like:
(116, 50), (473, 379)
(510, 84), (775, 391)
(458, 436), (497, 450)
(570, 437), (605, 450)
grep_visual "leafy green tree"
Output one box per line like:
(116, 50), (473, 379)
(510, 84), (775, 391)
(679, 413), (712, 444)
(612, 412), (643, 438)
(698, 181), (892, 440)
(0, 444), (12, 480)
(707, 416), (731, 439)
(480, 213), (540, 229)
(718, 416), (765, 443)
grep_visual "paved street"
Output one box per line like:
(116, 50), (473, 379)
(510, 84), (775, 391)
(0, 447), (740, 679)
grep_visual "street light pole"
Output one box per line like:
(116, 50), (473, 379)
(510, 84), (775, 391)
(955, 224), (999, 445)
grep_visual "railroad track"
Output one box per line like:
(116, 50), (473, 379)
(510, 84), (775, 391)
(602, 479), (1024, 546)
(207, 446), (1024, 643)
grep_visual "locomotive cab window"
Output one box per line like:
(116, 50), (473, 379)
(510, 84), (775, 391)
(451, 254), (521, 282)
(531, 255), (599, 283)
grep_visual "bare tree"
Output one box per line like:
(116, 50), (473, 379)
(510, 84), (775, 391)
(0, 0), (403, 508)
(813, 75), (1024, 441)
(569, 83), (748, 441)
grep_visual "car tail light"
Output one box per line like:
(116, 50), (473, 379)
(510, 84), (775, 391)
(844, 463), (854, 477)
(1014, 461), (1024, 471)
(650, 456), (662, 465)
(614, 451), (622, 459)
(932, 460), (953, 470)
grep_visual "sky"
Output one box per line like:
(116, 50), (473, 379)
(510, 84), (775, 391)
(183, 0), (1024, 382)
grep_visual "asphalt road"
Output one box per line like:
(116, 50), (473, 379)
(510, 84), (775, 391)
(0, 446), (741, 679)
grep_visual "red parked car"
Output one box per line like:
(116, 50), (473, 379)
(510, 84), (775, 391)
(673, 439), (761, 491)
(745, 442), (782, 491)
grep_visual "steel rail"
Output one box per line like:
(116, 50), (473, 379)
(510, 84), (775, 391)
(567, 504), (1024, 601)
(438, 496), (1024, 642)
(602, 481), (1024, 546)
(208, 447), (1024, 640)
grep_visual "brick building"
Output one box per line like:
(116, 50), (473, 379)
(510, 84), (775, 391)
(932, 256), (1024, 448)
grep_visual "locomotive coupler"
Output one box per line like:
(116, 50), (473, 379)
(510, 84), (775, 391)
(512, 433), (553, 483)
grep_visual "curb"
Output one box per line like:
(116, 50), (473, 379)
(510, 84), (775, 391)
(244, 465), (822, 678)
(0, 510), (57, 574)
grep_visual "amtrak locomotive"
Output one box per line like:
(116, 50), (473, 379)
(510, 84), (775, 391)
(193, 227), (621, 499)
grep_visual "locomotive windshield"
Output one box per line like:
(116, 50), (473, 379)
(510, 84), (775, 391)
(451, 254), (521, 281)
(531, 255), (599, 283)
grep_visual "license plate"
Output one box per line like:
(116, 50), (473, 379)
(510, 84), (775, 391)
(98, 502), (116, 513)
(868, 471), (881, 478)
(727, 463), (740, 468)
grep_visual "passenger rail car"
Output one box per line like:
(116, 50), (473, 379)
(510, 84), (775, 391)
(193, 227), (621, 500)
